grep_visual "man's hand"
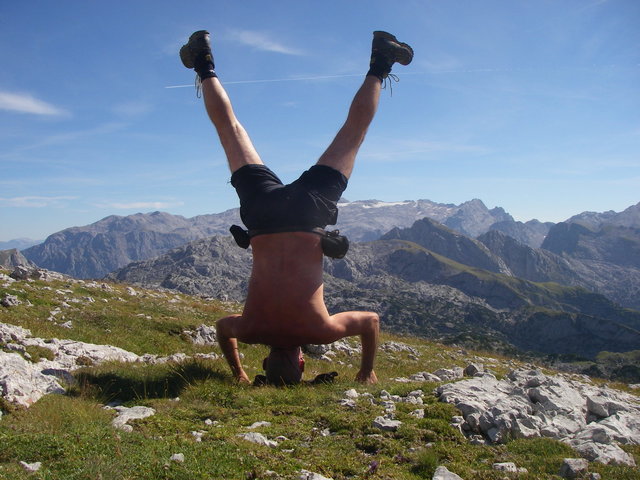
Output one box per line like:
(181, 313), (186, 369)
(355, 369), (378, 384)
(236, 371), (251, 384)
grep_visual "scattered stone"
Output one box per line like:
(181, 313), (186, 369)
(305, 339), (360, 358)
(339, 398), (357, 409)
(237, 432), (278, 448)
(409, 408), (425, 418)
(463, 363), (483, 377)
(372, 416), (402, 432)
(432, 465), (464, 480)
(410, 372), (443, 382)
(125, 287), (137, 296)
(110, 405), (156, 432)
(1, 294), (21, 307)
(434, 367), (464, 381)
(380, 341), (420, 356)
(247, 421), (271, 429)
(344, 388), (359, 399)
(559, 458), (589, 479)
(492, 462), (517, 472)
(170, 453), (185, 463)
(10, 266), (31, 281)
(191, 431), (205, 442)
(183, 324), (217, 345)
(19, 461), (42, 473)
(299, 470), (333, 480)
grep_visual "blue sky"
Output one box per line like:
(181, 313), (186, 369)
(1, 0), (638, 241)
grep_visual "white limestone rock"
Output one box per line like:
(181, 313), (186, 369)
(436, 368), (640, 466)
(299, 470), (333, 480)
(432, 466), (464, 480)
(19, 461), (42, 473)
(372, 416), (402, 432)
(183, 324), (217, 346)
(558, 458), (589, 479)
(237, 432), (278, 448)
(170, 453), (185, 463)
(0, 352), (66, 407)
(110, 405), (156, 431)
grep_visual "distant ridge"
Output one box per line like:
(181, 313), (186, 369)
(22, 198), (553, 278)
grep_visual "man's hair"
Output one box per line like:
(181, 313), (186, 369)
(263, 346), (304, 386)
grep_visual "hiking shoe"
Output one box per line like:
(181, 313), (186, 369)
(371, 31), (413, 66)
(368, 31), (413, 80)
(180, 30), (213, 69)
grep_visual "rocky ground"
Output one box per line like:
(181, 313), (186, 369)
(1, 266), (639, 479)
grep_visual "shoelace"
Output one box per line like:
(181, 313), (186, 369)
(195, 74), (203, 98)
(382, 73), (400, 96)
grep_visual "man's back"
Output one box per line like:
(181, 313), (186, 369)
(237, 232), (332, 346)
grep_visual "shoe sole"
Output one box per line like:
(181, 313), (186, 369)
(373, 30), (414, 66)
(180, 30), (211, 69)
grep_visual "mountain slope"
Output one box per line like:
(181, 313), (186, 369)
(108, 234), (640, 359)
(21, 198), (554, 279)
(22, 210), (241, 279)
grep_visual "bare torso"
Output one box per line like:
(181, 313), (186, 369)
(235, 232), (338, 347)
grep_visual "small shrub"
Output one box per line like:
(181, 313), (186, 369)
(24, 345), (55, 362)
(411, 448), (438, 478)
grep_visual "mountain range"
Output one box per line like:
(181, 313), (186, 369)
(21, 199), (552, 280)
(10, 199), (640, 359)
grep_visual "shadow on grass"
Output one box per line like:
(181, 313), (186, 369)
(73, 359), (227, 403)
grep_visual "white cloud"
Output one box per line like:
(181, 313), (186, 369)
(226, 29), (304, 56)
(0, 196), (76, 207)
(112, 101), (153, 117)
(360, 138), (491, 162)
(0, 91), (68, 116)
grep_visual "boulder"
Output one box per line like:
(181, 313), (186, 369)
(559, 458), (589, 479)
(0, 352), (66, 407)
(434, 367), (464, 381)
(0, 322), (141, 408)
(1, 294), (21, 307)
(436, 368), (640, 466)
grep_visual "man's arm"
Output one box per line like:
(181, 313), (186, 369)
(216, 315), (250, 384)
(328, 311), (380, 384)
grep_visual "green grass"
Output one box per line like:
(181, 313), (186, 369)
(1, 271), (639, 479)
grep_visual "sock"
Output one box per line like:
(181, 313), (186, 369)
(366, 56), (391, 81)
(194, 52), (217, 80)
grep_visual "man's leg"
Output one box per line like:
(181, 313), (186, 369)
(317, 31), (413, 179)
(201, 77), (263, 173)
(316, 76), (381, 179)
(181, 30), (262, 173)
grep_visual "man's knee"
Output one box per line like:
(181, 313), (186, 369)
(366, 312), (380, 332)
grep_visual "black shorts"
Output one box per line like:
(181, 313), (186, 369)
(230, 164), (348, 231)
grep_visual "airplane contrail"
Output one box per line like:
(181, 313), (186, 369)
(165, 73), (367, 89)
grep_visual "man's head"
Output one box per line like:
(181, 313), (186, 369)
(263, 346), (304, 386)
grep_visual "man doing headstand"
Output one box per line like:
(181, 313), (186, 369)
(180, 29), (413, 385)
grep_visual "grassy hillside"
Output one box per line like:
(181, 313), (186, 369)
(1, 271), (638, 479)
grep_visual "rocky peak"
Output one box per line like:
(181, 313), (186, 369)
(382, 217), (511, 275)
(0, 249), (35, 269)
